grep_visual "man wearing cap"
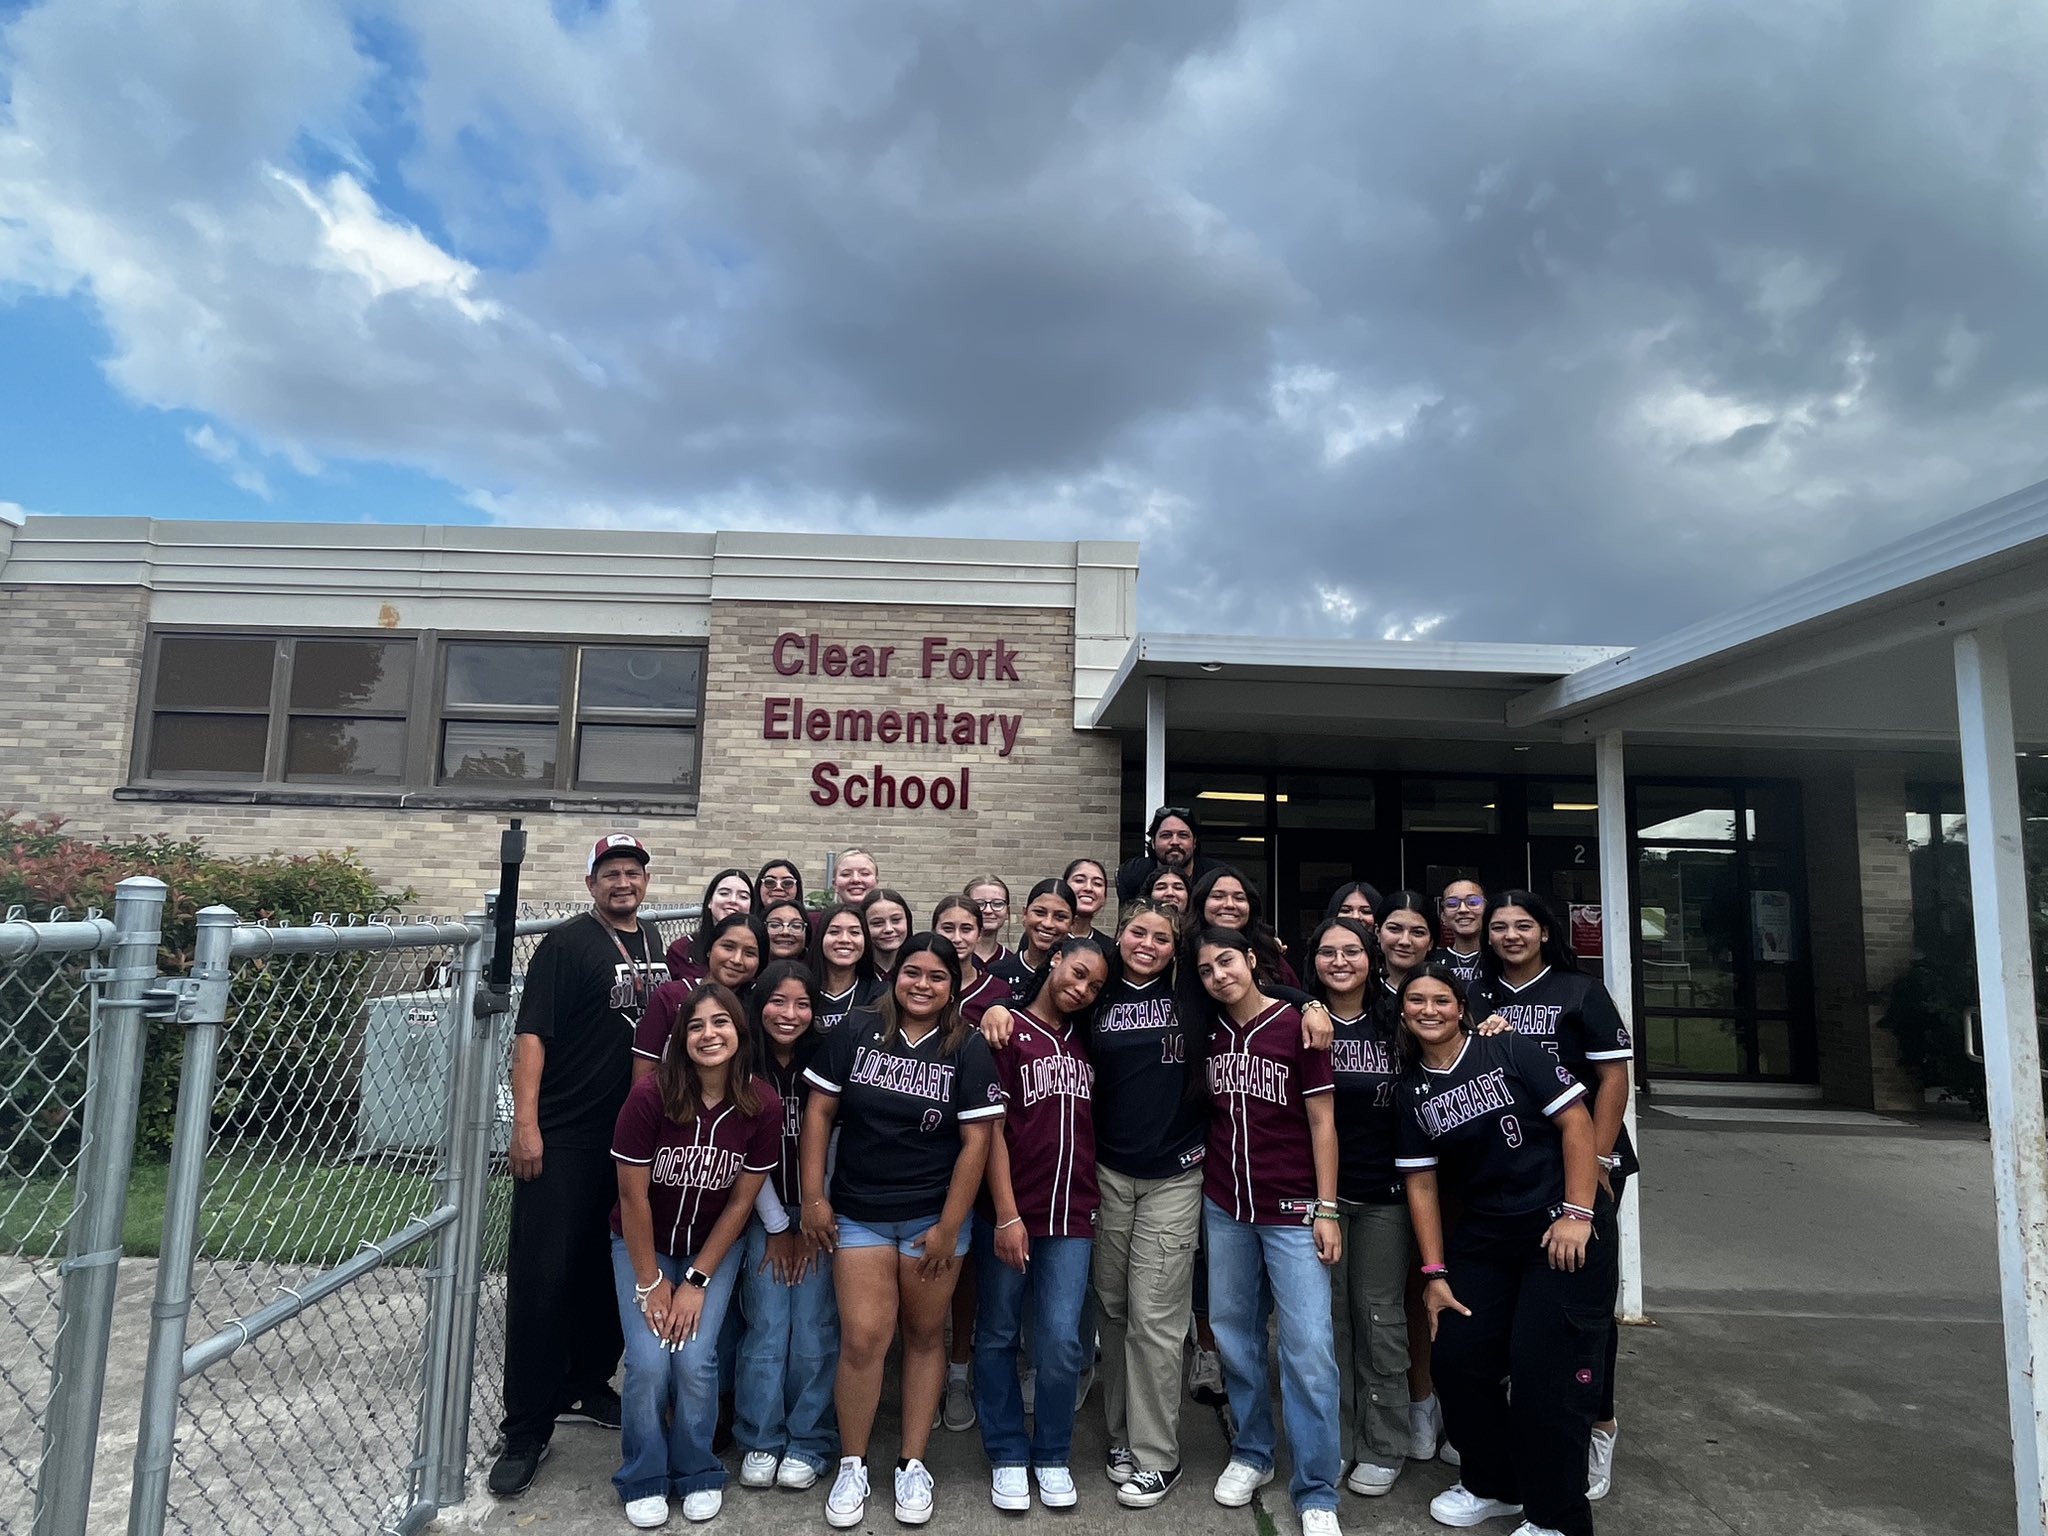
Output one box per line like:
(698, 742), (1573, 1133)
(491, 833), (669, 1497)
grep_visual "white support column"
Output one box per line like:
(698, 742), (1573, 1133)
(1145, 678), (1167, 816)
(1595, 730), (1646, 1323)
(1953, 626), (2048, 1536)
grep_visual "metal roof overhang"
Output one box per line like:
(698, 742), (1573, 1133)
(1506, 477), (2048, 750)
(1088, 634), (1628, 742)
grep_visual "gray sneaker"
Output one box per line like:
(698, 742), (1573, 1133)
(942, 1371), (976, 1431)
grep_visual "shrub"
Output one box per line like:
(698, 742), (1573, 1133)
(1, 811), (414, 1171)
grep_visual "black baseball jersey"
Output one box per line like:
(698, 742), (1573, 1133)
(988, 949), (1046, 994)
(803, 1007), (1004, 1222)
(1328, 1010), (1404, 1203)
(816, 974), (884, 1036)
(759, 1035), (821, 1209)
(1085, 973), (1207, 1180)
(1468, 966), (1638, 1176)
(1395, 1032), (1588, 1218)
(515, 914), (665, 1149)
(1433, 946), (1486, 992)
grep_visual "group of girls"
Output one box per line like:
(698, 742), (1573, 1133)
(606, 846), (1633, 1536)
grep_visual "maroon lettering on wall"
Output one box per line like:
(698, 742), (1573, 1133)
(773, 631), (1024, 814)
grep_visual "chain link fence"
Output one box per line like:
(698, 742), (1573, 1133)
(0, 858), (694, 1536)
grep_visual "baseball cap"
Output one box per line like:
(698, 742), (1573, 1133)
(587, 833), (651, 875)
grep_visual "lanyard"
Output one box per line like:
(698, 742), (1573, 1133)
(594, 914), (655, 1009)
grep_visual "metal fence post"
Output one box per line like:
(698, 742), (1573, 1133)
(126, 905), (237, 1536)
(411, 912), (486, 1513)
(434, 900), (508, 1501)
(35, 875), (168, 1536)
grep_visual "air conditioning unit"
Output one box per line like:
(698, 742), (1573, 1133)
(356, 985), (520, 1156)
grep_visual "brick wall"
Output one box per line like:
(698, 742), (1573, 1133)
(0, 587), (1122, 920)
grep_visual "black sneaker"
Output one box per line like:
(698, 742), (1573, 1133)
(487, 1440), (551, 1497)
(1116, 1465), (1182, 1508)
(557, 1387), (623, 1429)
(1105, 1444), (1138, 1485)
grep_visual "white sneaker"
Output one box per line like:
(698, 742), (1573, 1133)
(895, 1458), (936, 1524)
(682, 1489), (721, 1522)
(1409, 1394), (1443, 1460)
(776, 1454), (819, 1490)
(991, 1466), (1031, 1512)
(1429, 1483), (1523, 1528)
(1587, 1424), (1617, 1500)
(1035, 1465), (1078, 1508)
(739, 1451), (778, 1488)
(624, 1494), (668, 1529)
(825, 1458), (868, 1529)
(942, 1368), (976, 1430)
(1345, 1459), (1401, 1496)
(1212, 1459), (1273, 1507)
(1510, 1523), (1567, 1536)
(1303, 1510), (1345, 1536)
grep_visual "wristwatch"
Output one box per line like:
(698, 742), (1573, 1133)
(682, 1266), (711, 1289)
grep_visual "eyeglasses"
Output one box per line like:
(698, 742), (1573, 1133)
(765, 919), (808, 933)
(1315, 946), (1369, 962)
(975, 899), (1009, 910)
(1441, 896), (1486, 909)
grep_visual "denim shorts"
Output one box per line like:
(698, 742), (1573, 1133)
(836, 1213), (973, 1257)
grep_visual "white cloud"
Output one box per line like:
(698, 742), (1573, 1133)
(185, 423), (272, 499)
(271, 168), (498, 321)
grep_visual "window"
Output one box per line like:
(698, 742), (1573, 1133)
(133, 632), (705, 802)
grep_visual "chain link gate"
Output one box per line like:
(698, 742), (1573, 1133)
(2, 841), (696, 1534)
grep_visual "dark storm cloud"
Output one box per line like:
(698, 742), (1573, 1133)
(6, 0), (2048, 643)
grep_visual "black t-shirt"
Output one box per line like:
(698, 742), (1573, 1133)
(1085, 974), (1207, 1180)
(1432, 946), (1486, 992)
(816, 974), (884, 1036)
(760, 1034), (821, 1209)
(1395, 1032), (1588, 1218)
(802, 1007), (1004, 1222)
(988, 949), (1045, 995)
(1468, 966), (1638, 1176)
(1328, 1009), (1404, 1203)
(516, 914), (666, 1149)
(1113, 851), (1225, 903)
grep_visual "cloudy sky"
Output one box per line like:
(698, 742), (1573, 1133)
(4, 0), (2047, 645)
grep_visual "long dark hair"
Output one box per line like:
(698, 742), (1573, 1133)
(1008, 933), (1111, 1017)
(1305, 916), (1379, 1013)
(1017, 877), (1079, 966)
(1375, 888), (1442, 969)
(699, 911), (769, 990)
(659, 982), (763, 1124)
(1181, 924), (1263, 1094)
(805, 902), (874, 993)
(1137, 864), (1193, 915)
(1324, 881), (1384, 923)
(1478, 888), (1578, 981)
(876, 932), (970, 1053)
(690, 867), (755, 962)
(1184, 864), (1289, 984)
(754, 858), (805, 908)
(1393, 961), (1470, 1073)
(746, 959), (820, 1072)
(758, 899), (811, 958)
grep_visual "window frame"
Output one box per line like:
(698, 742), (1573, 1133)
(126, 627), (706, 809)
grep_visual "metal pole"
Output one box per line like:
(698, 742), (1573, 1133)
(410, 933), (477, 1512)
(36, 874), (168, 1536)
(1952, 627), (2048, 1536)
(1145, 677), (1167, 818)
(125, 906), (236, 1536)
(439, 822), (526, 1502)
(1595, 731), (1646, 1323)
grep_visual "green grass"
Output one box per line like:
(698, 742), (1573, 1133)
(1, 1156), (440, 1267)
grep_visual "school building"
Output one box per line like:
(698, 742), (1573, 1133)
(4, 488), (2044, 1117)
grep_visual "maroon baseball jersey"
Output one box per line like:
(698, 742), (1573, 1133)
(634, 977), (697, 1064)
(1202, 1000), (1335, 1225)
(986, 1006), (1099, 1237)
(959, 967), (1014, 1031)
(610, 1073), (782, 1259)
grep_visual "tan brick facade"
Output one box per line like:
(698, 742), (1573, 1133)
(0, 585), (1123, 919)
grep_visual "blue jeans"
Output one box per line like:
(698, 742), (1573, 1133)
(609, 1235), (736, 1501)
(972, 1220), (1094, 1469)
(1203, 1199), (1342, 1513)
(733, 1221), (840, 1472)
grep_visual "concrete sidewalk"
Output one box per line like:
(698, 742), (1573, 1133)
(430, 1111), (2014, 1536)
